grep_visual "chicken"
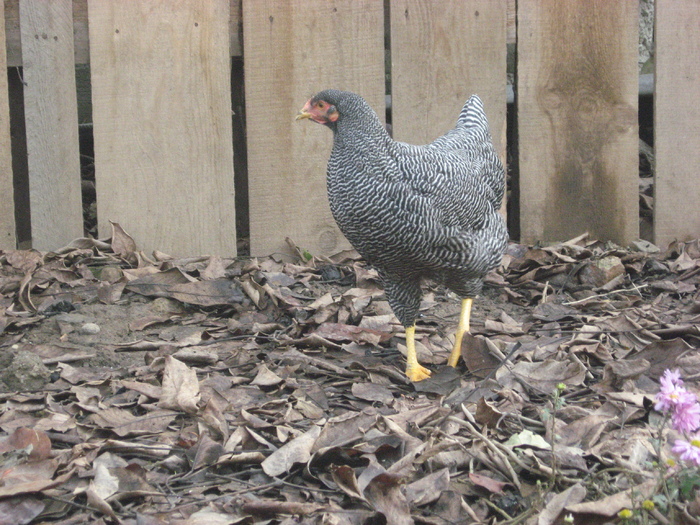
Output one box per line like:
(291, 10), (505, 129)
(296, 90), (507, 381)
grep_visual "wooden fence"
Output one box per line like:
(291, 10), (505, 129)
(0, 0), (698, 258)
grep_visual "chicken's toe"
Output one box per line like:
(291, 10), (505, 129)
(406, 364), (432, 382)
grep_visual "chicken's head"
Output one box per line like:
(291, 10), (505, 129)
(296, 95), (339, 125)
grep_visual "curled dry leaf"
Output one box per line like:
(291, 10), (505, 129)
(405, 468), (450, 506)
(261, 425), (321, 477)
(363, 470), (413, 525)
(159, 356), (201, 414)
(566, 479), (656, 517)
(538, 483), (587, 525)
(251, 364), (284, 387)
(331, 464), (365, 500)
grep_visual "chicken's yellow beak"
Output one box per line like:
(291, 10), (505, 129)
(295, 110), (312, 121)
(296, 100), (314, 121)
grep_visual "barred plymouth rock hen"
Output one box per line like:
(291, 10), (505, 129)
(297, 90), (507, 381)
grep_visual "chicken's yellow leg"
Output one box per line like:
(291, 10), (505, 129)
(448, 298), (472, 367)
(405, 325), (431, 381)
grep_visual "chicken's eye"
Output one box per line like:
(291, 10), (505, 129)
(317, 101), (325, 109)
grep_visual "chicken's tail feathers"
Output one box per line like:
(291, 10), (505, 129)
(457, 95), (490, 132)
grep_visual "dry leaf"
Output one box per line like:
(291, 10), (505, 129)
(405, 468), (450, 506)
(159, 356), (201, 414)
(566, 479), (655, 517)
(538, 483), (587, 525)
(0, 496), (45, 525)
(261, 425), (321, 477)
(351, 382), (393, 404)
(469, 472), (507, 494)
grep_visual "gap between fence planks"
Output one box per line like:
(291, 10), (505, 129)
(517, 0), (639, 246)
(654, 0), (700, 249)
(0, 0), (14, 249)
(20, 0), (83, 251)
(389, 0), (507, 202)
(89, 0), (236, 257)
(243, 0), (385, 257)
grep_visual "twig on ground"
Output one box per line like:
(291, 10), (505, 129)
(562, 284), (648, 305)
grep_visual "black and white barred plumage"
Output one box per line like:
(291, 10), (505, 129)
(303, 89), (507, 328)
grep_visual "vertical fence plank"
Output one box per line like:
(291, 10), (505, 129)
(654, 0), (700, 249)
(89, 0), (236, 257)
(243, 0), (385, 257)
(20, 0), (82, 250)
(517, 0), (638, 245)
(390, 0), (507, 162)
(0, 0), (15, 249)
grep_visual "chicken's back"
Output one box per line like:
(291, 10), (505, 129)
(426, 95), (504, 211)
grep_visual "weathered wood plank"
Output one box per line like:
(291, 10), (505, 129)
(89, 0), (236, 256)
(506, 0), (515, 45)
(517, 0), (638, 245)
(0, 0), (15, 249)
(7, 0), (87, 66)
(654, 0), (700, 249)
(389, 0), (507, 165)
(20, 0), (83, 250)
(5, 0), (510, 66)
(5, 0), (242, 66)
(243, 0), (385, 257)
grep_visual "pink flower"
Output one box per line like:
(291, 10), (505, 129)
(673, 437), (700, 466)
(655, 369), (695, 413)
(672, 401), (700, 433)
(662, 369), (683, 387)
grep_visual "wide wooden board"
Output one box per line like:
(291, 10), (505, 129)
(5, 0), (243, 66)
(89, 0), (236, 256)
(389, 0), (507, 158)
(243, 0), (385, 257)
(517, 0), (639, 245)
(20, 0), (82, 251)
(0, 0), (14, 248)
(654, 0), (700, 249)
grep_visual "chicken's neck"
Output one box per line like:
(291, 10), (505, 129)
(331, 112), (394, 159)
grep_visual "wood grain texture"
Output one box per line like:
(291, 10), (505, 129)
(654, 0), (700, 249)
(243, 0), (385, 257)
(0, 0), (14, 248)
(89, 0), (236, 256)
(5, 0), (243, 66)
(389, 0), (507, 185)
(517, 0), (639, 245)
(20, 0), (83, 250)
(8, 0), (87, 66)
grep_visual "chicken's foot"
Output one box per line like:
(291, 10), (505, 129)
(405, 325), (431, 381)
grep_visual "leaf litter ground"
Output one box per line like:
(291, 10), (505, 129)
(0, 226), (699, 525)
